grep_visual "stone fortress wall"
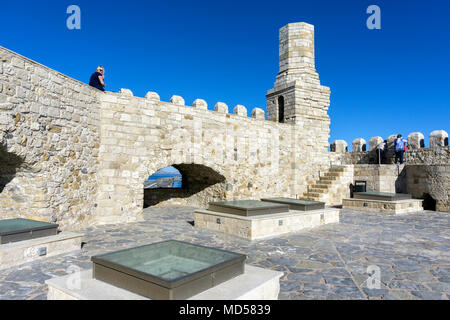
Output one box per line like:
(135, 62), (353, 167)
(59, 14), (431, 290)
(0, 22), (336, 229)
(329, 132), (449, 212)
(0, 47), (101, 228)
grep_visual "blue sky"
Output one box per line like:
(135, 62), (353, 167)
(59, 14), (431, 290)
(1, 0), (449, 150)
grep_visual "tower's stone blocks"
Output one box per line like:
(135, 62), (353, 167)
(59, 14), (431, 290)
(277, 23), (316, 85)
(266, 22), (332, 198)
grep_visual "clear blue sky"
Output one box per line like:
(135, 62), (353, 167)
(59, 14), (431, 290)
(1, 0), (449, 149)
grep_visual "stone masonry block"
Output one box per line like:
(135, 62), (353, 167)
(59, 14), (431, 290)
(369, 136), (383, 151)
(430, 130), (448, 149)
(119, 89), (133, 96)
(352, 138), (366, 152)
(330, 140), (347, 153)
(251, 108), (265, 120)
(214, 102), (228, 114)
(145, 92), (160, 101)
(407, 132), (425, 149)
(233, 105), (247, 117)
(192, 99), (208, 110)
(170, 95), (185, 106)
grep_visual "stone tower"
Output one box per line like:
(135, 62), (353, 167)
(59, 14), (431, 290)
(266, 22), (331, 149)
(266, 22), (332, 197)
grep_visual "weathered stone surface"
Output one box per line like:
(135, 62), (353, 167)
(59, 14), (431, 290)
(352, 138), (366, 152)
(408, 132), (425, 150)
(192, 99), (207, 110)
(1, 207), (449, 301)
(430, 130), (448, 149)
(119, 88), (133, 96)
(369, 136), (384, 151)
(330, 140), (348, 153)
(233, 105), (247, 117)
(145, 91), (160, 101)
(251, 108), (265, 120)
(170, 95), (185, 106)
(213, 102), (228, 114)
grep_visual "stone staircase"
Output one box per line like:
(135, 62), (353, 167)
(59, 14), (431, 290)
(298, 165), (354, 206)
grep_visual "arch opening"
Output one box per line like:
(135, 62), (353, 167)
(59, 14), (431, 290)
(144, 164), (226, 208)
(0, 143), (25, 194)
(422, 193), (436, 211)
(278, 96), (285, 123)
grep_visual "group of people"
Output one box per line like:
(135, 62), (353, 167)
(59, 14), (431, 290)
(376, 135), (408, 165)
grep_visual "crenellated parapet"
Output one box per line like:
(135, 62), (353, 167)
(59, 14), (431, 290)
(112, 89), (267, 121)
(330, 130), (449, 165)
(332, 130), (448, 153)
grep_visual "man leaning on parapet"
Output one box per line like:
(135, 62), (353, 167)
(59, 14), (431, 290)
(89, 66), (106, 91)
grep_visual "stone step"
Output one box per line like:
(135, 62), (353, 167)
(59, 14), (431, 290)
(314, 184), (331, 189)
(320, 177), (338, 182)
(308, 188), (326, 194)
(324, 172), (343, 177)
(302, 192), (322, 198)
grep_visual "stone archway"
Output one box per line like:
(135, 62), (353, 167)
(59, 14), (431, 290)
(143, 164), (226, 208)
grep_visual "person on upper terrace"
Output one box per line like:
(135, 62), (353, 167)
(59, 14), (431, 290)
(394, 134), (408, 165)
(89, 66), (106, 91)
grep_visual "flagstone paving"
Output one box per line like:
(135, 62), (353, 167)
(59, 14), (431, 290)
(0, 207), (449, 300)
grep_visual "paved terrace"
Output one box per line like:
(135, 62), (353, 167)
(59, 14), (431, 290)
(0, 207), (449, 300)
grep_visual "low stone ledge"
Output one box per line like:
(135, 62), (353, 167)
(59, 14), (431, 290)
(0, 232), (83, 270)
(46, 265), (283, 300)
(342, 198), (423, 215)
(194, 208), (340, 240)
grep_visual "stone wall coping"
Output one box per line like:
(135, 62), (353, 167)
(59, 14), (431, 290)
(100, 91), (274, 124)
(0, 46), (98, 91)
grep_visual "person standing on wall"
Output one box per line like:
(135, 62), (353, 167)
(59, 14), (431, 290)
(394, 134), (408, 165)
(89, 66), (106, 91)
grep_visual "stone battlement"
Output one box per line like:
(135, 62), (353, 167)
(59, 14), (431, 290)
(330, 130), (449, 154)
(114, 88), (268, 121)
